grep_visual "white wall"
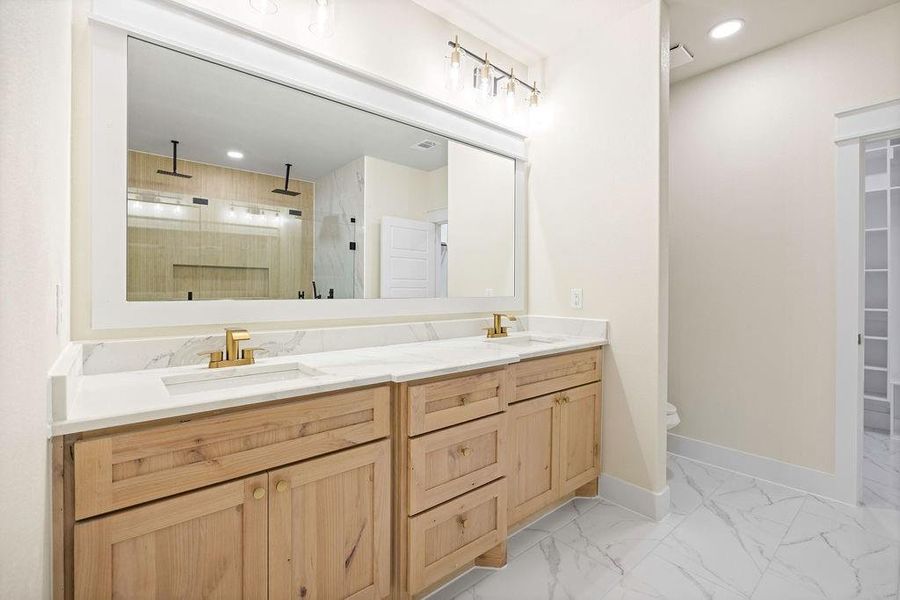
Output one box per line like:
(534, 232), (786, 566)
(447, 141), (515, 297)
(669, 4), (900, 472)
(363, 157), (446, 298)
(0, 1), (72, 596)
(528, 0), (669, 493)
(70, 0), (528, 339)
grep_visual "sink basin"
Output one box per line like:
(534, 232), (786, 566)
(484, 334), (564, 347)
(163, 362), (325, 395)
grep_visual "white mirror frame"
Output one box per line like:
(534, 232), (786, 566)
(89, 0), (526, 329)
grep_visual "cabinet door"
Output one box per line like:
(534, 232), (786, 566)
(507, 393), (559, 525)
(559, 383), (601, 495)
(74, 474), (268, 600)
(268, 440), (391, 600)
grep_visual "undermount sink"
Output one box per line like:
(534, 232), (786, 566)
(483, 334), (565, 346)
(163, 362), (325, 395)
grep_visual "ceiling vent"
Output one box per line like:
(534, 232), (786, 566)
(670, 44), (694, 69)
(412, 139), (439, 151)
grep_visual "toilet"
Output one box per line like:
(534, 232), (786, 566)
(666, 402), (680, 430)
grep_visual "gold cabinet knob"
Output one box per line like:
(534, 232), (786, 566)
(554, 396), (562, 405)
(275, 480), (289, 493)
(561, 395), (570, 404)
(458, 516), (469, 529)
(460, 394), (470, 405)
(459, 446), (473, 457)
(252, 487), (266, 500)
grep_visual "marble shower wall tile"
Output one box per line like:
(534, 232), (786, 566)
(314, 157), (365, 299)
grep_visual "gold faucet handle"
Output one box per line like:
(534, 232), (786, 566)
(240, 347), (266, 362)
(197, 350), (224, 365)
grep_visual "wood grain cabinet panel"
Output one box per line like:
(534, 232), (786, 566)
(507, 393), (560, 525)
(74, 474), (268, 600)
(74, 385), (390, 519)
(268, 440), (391, 600)
(407, 479), (507, 594)
(407, 369), (510, 436)
(559, 383), (602, 495)
(511, 349), (601, 402)
(408, 414), (507, 515)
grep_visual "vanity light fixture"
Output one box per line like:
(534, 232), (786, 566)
(528, 82), (541, 109)
(249, 0), (278, 14)
(309, 0), (335, 38)
(708, 18), (744, 40)
(226, 150), (244, 159)
(444, 37), (543, 112)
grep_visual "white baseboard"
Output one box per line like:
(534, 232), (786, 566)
(667, 433), (849, 503)
(598, 473), (670, 521)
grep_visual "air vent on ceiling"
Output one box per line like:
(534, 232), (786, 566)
(670, 44), (694, 69)
(412, 139), (439, 151)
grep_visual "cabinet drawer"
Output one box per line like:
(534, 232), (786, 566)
(407, 368), (510, 436)
(74, 385), (390, 520)
(408, 414), (507, 515)
(511, 348), (601, 401)
(408, 479), (507, 594)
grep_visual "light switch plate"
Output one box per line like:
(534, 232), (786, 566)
(570, 288), (583, 309)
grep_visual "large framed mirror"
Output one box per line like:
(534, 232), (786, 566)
(89, 0), (525, 328)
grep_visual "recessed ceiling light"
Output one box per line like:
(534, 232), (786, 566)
(227, 150), (244, 159)
(249, 0), (278, 15)
(708, 18), (744, 40)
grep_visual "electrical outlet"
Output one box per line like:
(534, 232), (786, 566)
(570, 287), (583, 309)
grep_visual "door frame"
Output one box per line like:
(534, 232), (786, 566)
(835, 98), (900, 504)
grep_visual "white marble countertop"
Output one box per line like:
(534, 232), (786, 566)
(51, 331), (606, 436)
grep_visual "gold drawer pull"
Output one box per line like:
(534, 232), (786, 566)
(460, 394), (470, 405)
(459, 446), (473, 457)
(275, 480), (289, 493)
(458, 516), (469, 529)
(252, 487), (266, 500)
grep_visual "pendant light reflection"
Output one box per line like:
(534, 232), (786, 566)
(309, 0), (335, 38)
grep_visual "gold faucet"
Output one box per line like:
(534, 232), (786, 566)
(199, 328), (261, 368)
(484, 313), (518, 338)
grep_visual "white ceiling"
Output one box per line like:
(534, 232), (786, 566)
(668, 0), (899, 82)
(127, 39), (448, 181)
(414, 0), (899, 83)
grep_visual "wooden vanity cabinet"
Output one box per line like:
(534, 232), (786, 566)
(61, 385), (393, 600)
(268, 440), (391, 600)
(74, 474), (268, 600)
(507, 349), (602, 528)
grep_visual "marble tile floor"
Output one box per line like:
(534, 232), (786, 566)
(426, 431), (900, 600)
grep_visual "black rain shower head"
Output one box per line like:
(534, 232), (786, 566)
(156, 140), (193, 178)
(271, 163), (301, 196)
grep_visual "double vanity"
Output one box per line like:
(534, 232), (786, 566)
(51, 318), (606, 599)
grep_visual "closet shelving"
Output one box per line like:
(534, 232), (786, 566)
(864, 136), (900, 437)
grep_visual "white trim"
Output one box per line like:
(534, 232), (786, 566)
(668, 433), (849, 502)
(88, 0), (526, 329)
(598, 474), (670, 521)
(835, 98), (900, 504)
